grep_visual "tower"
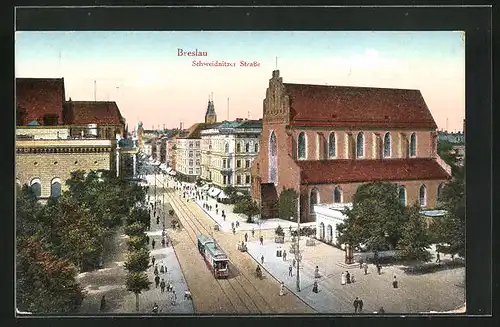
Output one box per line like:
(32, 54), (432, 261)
(205, 94), (217, 124)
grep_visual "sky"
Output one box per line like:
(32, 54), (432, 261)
(15, 31), (465, 132)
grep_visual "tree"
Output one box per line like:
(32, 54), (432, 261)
(398, 204), (432, 261)
(278, 188), (298, 221)
(126, 207), (150, 227)
(233, 198), (260, 223)
(124, 248), (151, 273)
(127, 235), (149, 251)
(124, 222), (147, 237)
(337, 182), (407, 250)
(126, 272), (151, 312)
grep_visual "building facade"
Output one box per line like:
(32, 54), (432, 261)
(200, 119), (262, 191)
(251, 70), (452, 222)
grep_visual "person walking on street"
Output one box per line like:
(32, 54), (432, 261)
(244, 233), (248, 242)
(293, 258), (296, 268)
(152, 239), (156, 249)
(151, 256), (156, 267)
(160, 279), (166, 292)
(289, 264), (293, 277)
(376, 263), (382, 275)
(359, 258), (363, 269)
(283, 250), (287, 261)
(161, 238), (165, 247)
(232, 227), (236, 235)
(231, 222), (235, 230)
(154, 275), (160, 288)
(100, 295), (106, 312)
(312, 280), (319, 293)
(341, 272), (346, 285)
(156, 217), (159, 225)
(314, 266), (320, 278)
(146, 235), (150, 245)
(160, 264), (165, 274)
(393, 275), (398, 288)
(261, 255), (264, 264)
(279, 282), (285, 296)
(252, 228), (255, 237)
(259, 236), (264, 245)
(346, 271), (351, 284)
(154, 265), (159, 276)
(436, 252), (441, 263)
(351, 273), (356, 283)
(353, 297), (361, 313)
(363, 262), (368, 275)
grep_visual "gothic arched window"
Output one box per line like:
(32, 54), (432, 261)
(398, 186), (407, 206)
(334, 186), (342, 203)
(409, 133), (417, 157)
(51, 178), (61, 198)
(384, 132), (391, 158)
(225, 143), (229, 153)
(254, 143), (259, 153)
(245, 143), (250, 152)
(30, 178), (41, 198)
(419, 185), (427, 207)
(310, 188), (319, 213)
(328, 132), (336, 159)
(298, 132), (306, 160)
(269, 131), (278, 184)
(356, 132), (364, 158)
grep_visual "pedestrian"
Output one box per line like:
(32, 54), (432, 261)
(156, 217), (160, 225)
(289, 265), (293, 277)
(216, 208), (218, 215)
(436, 252), (441, 263)
(146, 235), (150, 245)
(160, 265), (165, 274)
(236, 221), (240, 228)
(151, 256), (156, 266)
(152, 239), (156, 249)
(160, 279), (166, 292)
(359, 258), (363, 269)
(232, 227), (236, 235)
(222, 209), (225, 216)
(393, 275), (398, 288)
(99, 295), (106, 312)
(283, 250), (287, 261)
(363, 262), (368, 275)
(279, 282), (285, 296)
(378, 307), (385, 314)
(216, 203), (218, 209)
(377, 263), (382, 275)
(154, 265), (159, 276)
(162, 230), (165, 237)
(314, 266), (320, 278)
(154, 275), (160, 288)
(252, 228), (255, 237)
(259, 236), (264, 245)
(292, 258), (296, 268)
(166, 238), (170, 247)
(351, 273), (356, 283)
(353, 297), (361, 313)
(231, 222), (235, 230)
(312, 280), (319, 293)
(346, 271), (351, 284)
(341, 272), (346, 285)
(261, 255), (264, 264)
(171, 290), (177, 305)
(244, 233), (248, 242)
(161, 238), (166, 247)
(289, 225), (292, 234)
(223, 214), (226, 221)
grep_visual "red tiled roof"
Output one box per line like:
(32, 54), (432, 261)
(284, 83), (437, 129)
(66, 101), (124, 125)
(296, 158), (450, 184)
(16, 78), (65, 125)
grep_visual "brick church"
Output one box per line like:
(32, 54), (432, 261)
(250, 70), (451, 223)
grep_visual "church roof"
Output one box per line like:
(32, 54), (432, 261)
(283, 83), (437, 129)
(181, 122), (221, 139)
(65, 101), (124, 125)
(16, 78), (66, 126)
(296, 158), (450, 184)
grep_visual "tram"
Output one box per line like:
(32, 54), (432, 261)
(197, 234), (229, 278)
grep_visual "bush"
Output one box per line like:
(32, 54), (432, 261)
(291, 226), (316, 237)
(402, 260), (465, 275)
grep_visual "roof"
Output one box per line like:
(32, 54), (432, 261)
(204, 241), (227, 259)
(218, 119), (262, 129)
(283, 83), (437, 129)
(182, 122), (221, 139)
(297, 158), (451, 184)
(16, 78), (66, 125)
(65, 101), (124, 125)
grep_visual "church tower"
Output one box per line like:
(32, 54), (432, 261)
(205, 94), (217, 124)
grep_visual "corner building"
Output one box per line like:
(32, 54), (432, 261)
(251, 70), (452, 222)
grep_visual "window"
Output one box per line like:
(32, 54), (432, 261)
(237, 160), (241, 168)
(245, 175), (250, 184)
(419, 185), (427, 207)
(298, 132), (306, 159)
(227, 159), (231, 168)
(50, 178), (61, 198)
(189, 142), (193, 148)
(237, 175), (241, 185)
(225, 143), (229, 153)
(245, 160), (250, 168)
(223, 176), (227, 185)
(269, 131), (278, 184)
(409, 133), (417, 157)
(245, 143), (250, 152)
(236, 143), (241, 153)
(196, 141), (200, 147)
(30, 178), (41, 198)
(398, 186), (407, 206)
(195, 160), (200, 165)
(189, 168), (193, 174)
(328, 132), (336, 158)
(189, 151), (194, 158)
(310, 188), (319, 213)
(222, 159), (227, 168)
(384, 132), (391, 158)
(356, 132), (364, 158)
(334, 187), (342, 203)
(254, 143), (259, 152)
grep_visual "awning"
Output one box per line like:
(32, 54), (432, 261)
(208, 187), (214, 195)
(217, 191), (228, 199)
(166, 167), (172, 173)
(201, 184), (210, 191)
(212, 188), (222, 197)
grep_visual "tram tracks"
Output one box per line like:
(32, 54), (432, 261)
(165, 188), (276, 314)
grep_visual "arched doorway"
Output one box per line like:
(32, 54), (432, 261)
(327, 225), (333, 243)
(319, 222), (325, 240)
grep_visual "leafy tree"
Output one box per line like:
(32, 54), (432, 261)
(233, 198), (260, 223)
(127, 235), (149, 251)
(124, 248), (151, 273)
(126, 272), (151, 312)
(337, 182), (407, 250)
(124, 222), (147, 237)
(278, 188), (298, 221)
(223, 185), (237, 200)
(398, 204), (432, 261)
(126, 207), (150, 227)
(275, 225), (285, 236)
(432, 174), (465, 258)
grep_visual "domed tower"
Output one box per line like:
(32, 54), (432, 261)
(205, 94), (217, 124)
(137, 121), (144, 150)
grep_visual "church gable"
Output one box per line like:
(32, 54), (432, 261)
(263, 70), (290, 125)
